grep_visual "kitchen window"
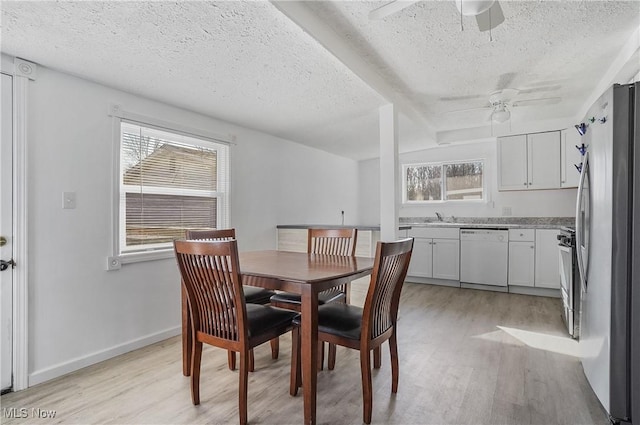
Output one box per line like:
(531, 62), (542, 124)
(113, 118), (229, 262)
(403, 160), (484, 203)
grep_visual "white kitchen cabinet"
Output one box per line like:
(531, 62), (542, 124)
(508, 229), (535, 287)
(497, 134), (529, 190)
(407, 237), (433, 278)
(560, 128), (583, 188)
(534, 229), (561, 289)
(432, 239), (460, 280)
(407, 227), (460, 281)
(498, 131), (561, 191)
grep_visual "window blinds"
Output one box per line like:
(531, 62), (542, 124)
(120, 121), (229, 253)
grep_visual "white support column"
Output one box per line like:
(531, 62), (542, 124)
(379, 104), (399, 242)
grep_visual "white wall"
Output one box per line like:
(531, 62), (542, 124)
(358, 140), (577, 224)
(23, 64), (358, 385)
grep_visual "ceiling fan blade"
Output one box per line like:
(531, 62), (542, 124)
(494, 72), (517, 91)
(518, 84), (562, 95)
(512, 97), (562, 107)
(369, 1), (419, 20)
(439, 93), (485, 102)
(476, 1), (505, 32)
(444, 104), (492, 114)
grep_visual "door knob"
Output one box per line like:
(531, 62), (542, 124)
(0, 236), (6, 246)
(0, 259), (15, 271)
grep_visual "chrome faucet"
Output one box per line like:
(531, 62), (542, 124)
(435, 212), (443, 221)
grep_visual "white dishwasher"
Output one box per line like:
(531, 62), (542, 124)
(460, 229), (509, 287)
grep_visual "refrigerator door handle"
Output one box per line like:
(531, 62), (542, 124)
(575, 151), (588, 291)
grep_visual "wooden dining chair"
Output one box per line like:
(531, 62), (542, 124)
(174, 239), (297, 425)
(290, 238), (414, 424)
(184, 228), (279, 372)
(270, 228), (358, 369)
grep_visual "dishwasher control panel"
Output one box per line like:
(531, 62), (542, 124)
(460, 229), (508, 242)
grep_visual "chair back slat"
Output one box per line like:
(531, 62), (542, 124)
(362, 238), (414, 341)
(308, 228), (357, 256)
(308, 228), (358, 297)
(174, 239), (247, 342)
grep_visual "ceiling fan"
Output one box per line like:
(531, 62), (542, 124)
(369, 0), (505, 32)
(445, 89), (562, 123)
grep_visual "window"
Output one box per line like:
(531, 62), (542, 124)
(117, 121), (229, 257)
(404, 160), (484, 202)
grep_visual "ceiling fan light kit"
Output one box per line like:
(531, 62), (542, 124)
(492, 107), (510, 123)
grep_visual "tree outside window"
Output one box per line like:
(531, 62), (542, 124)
(404, 160), (484, 202)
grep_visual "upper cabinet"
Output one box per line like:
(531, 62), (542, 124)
(560, 129), (582, 188)
(498, 130), (561, 191)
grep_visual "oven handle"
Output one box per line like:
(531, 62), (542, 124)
(575, 151), (588, 291)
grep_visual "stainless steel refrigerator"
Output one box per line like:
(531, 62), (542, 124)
(576, 82), (639, 425)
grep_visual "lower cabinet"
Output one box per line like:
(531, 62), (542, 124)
(508, 228), (561, 290)
(508, 241), (535, 287)
(407, 238), (433, 278)
(432, 239), (460, 280)
(508, 229), (535, 287)
(407, 228), (460, 282)
(534, 229), (561, 289)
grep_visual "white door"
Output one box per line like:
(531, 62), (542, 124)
(497, 134), (528, 190)
(508, 241), (535, 287)
(1, 72), (13, 391)
(432, 238), (459, 280)
(535, 229), (561, 289)
(407, 238), (433, 278)
(527, 131), (561, 190)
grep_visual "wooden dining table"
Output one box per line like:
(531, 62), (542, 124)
(181, 249), (375, 425)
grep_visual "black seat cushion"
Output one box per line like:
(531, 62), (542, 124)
(292, 303), (364, 341)
(243, 286), (276, 305)
(246, 304), (297, 338)
(270, 291), (346, 306)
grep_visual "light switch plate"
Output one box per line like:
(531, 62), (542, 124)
(63, 192), (76, 209)
(502, 206), (512, 216)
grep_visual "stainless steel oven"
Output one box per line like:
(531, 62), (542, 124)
(558, 227), (580, 338)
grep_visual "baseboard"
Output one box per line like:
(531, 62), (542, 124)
(508, 285), (562, 298)
(460, 282), (508, 293)
(28, 326), (181, 387)
(405, 276), (461, 288)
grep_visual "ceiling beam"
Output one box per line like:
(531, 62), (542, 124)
(270, 1), (436, 140)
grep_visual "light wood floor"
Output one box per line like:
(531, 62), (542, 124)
(1, 282), (608, 425)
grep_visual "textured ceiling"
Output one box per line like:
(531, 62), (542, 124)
(1, 1), (639, 160)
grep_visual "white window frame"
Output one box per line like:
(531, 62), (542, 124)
(402, 159), (486, 204)
(109, 106), (231, 265)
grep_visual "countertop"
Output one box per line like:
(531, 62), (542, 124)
(400, 216), (574, 230)
(277, 217), (574, 231)
(276, 224), (412, 231)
